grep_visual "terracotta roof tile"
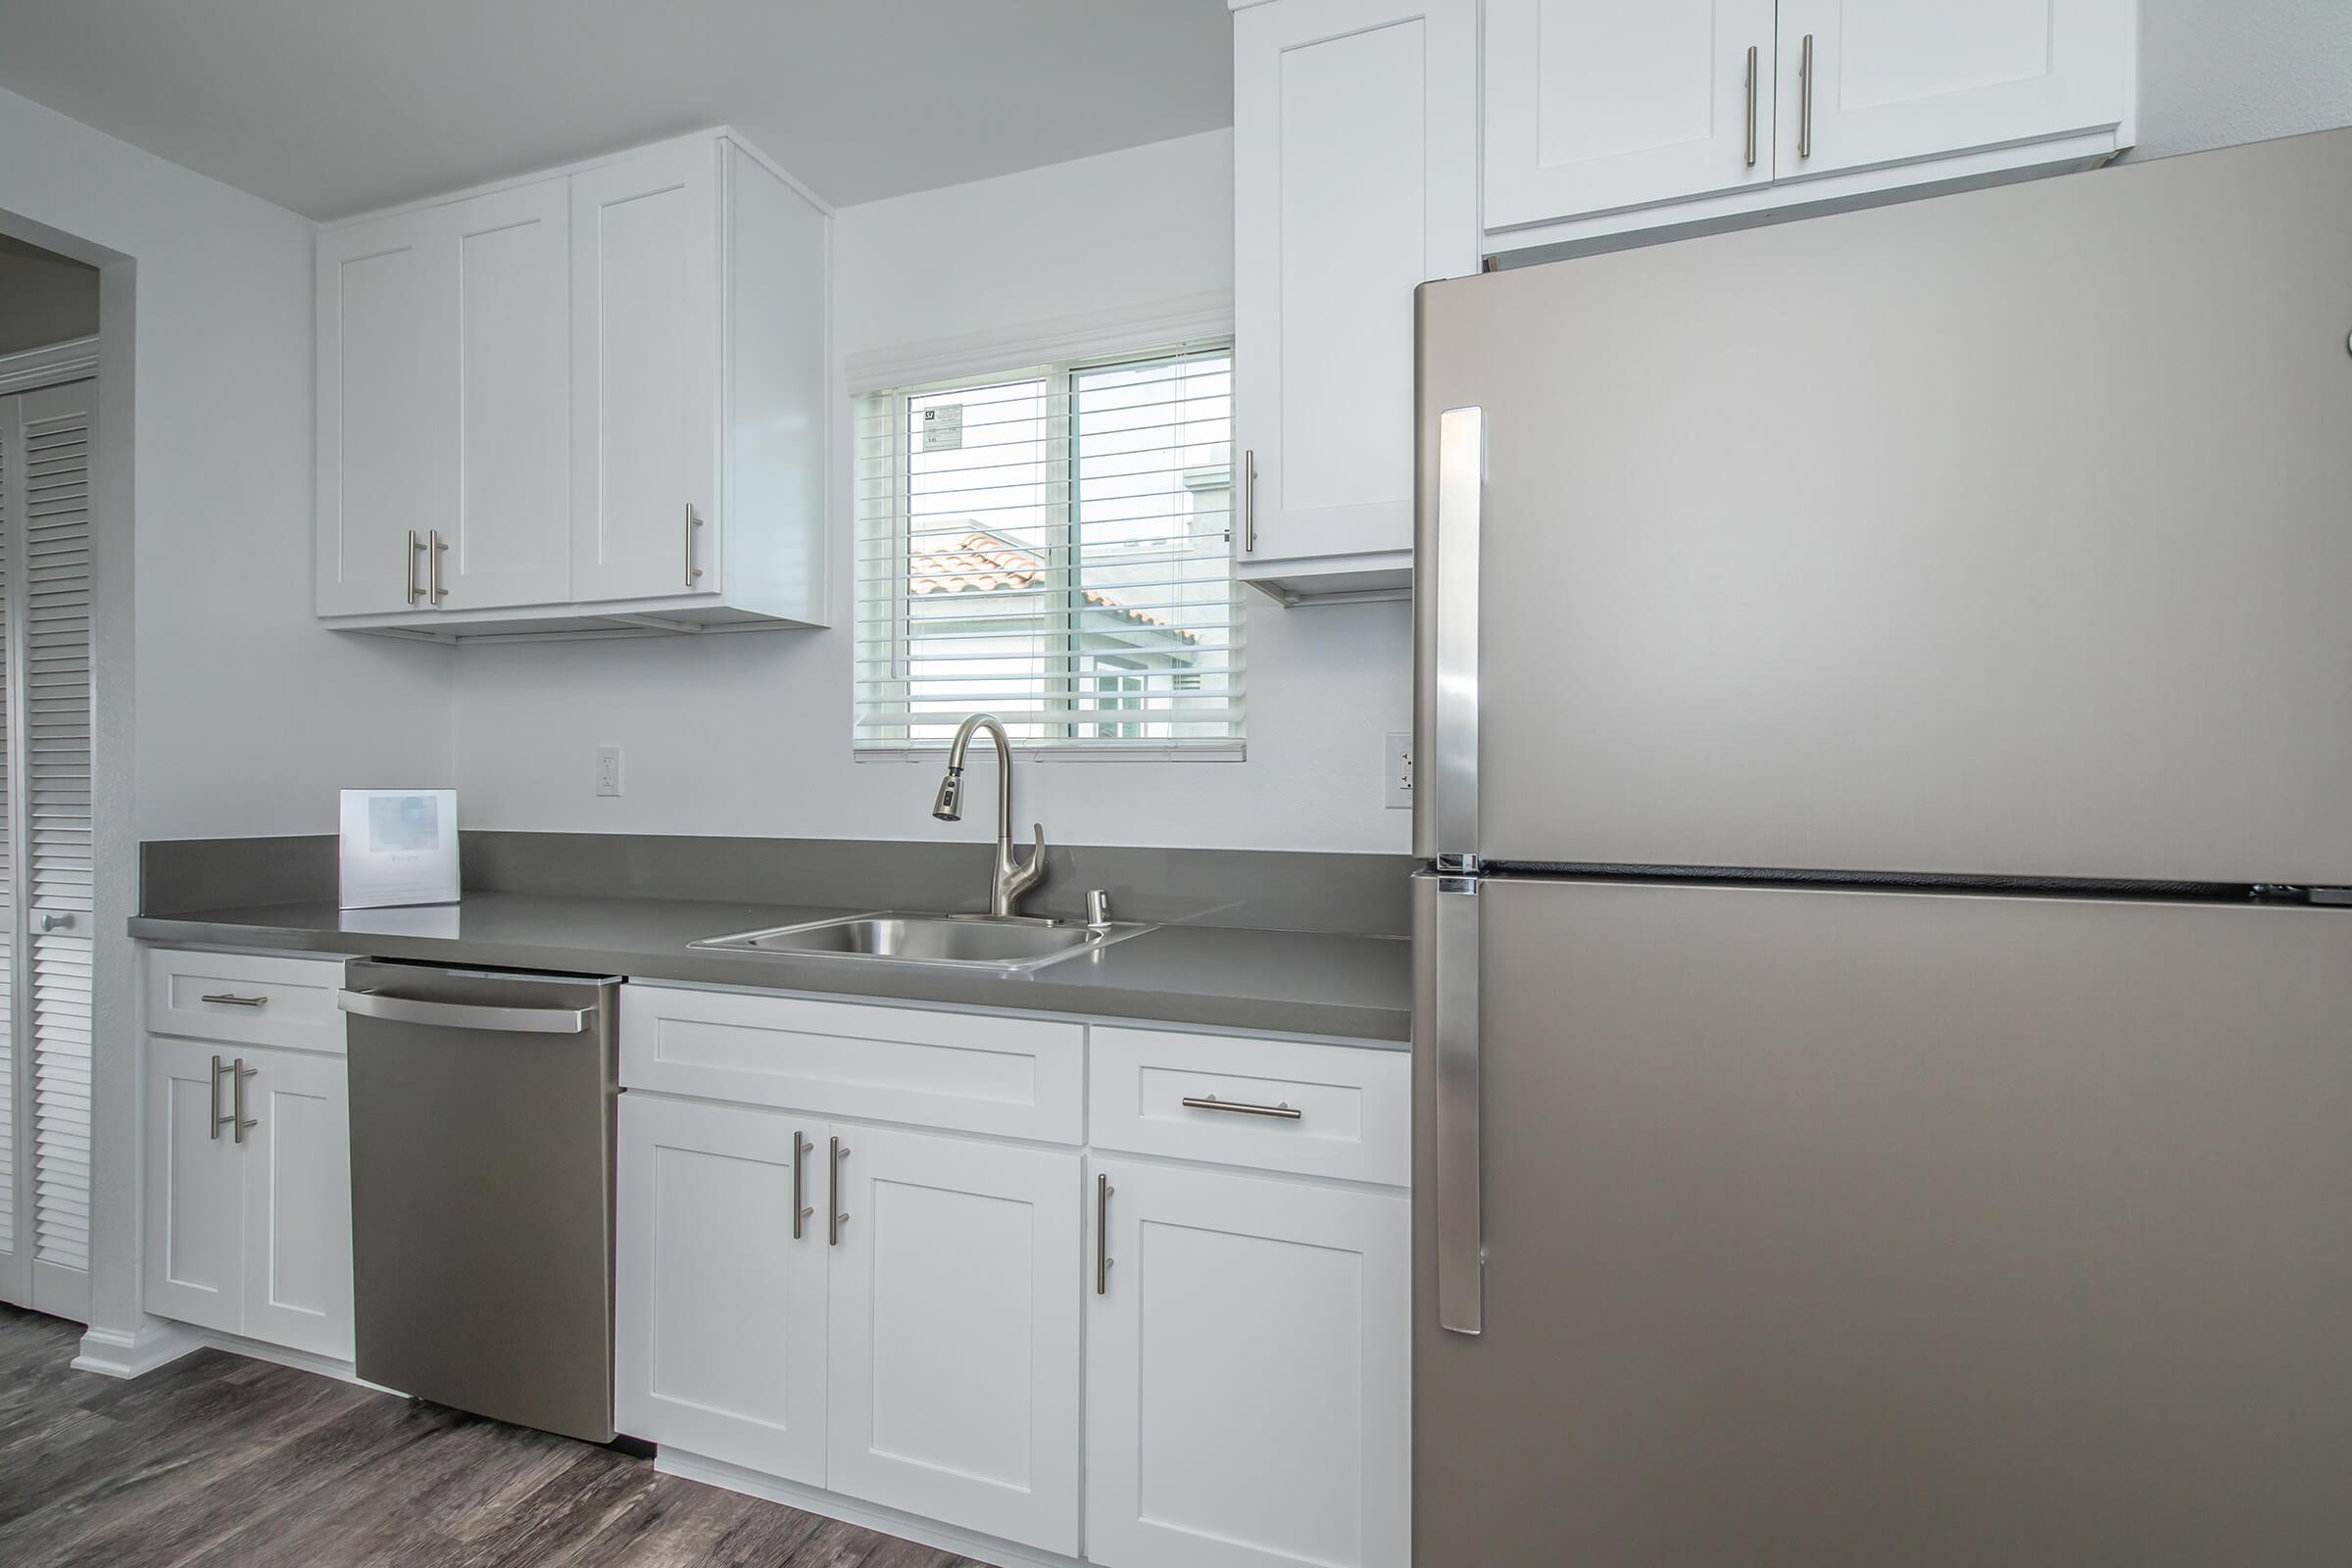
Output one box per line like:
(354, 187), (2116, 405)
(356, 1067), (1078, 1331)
(907, 528), (1195, 640)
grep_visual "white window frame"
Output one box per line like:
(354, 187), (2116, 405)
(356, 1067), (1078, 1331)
(848, 294), (1244, 764)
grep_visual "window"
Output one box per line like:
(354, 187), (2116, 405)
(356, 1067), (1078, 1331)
(855, 342), (1242, 757)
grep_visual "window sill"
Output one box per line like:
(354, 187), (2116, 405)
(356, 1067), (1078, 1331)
(854, 744), (1245, 764)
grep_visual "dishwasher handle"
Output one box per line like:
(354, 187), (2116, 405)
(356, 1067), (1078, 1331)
(338, 988), (594, 1035)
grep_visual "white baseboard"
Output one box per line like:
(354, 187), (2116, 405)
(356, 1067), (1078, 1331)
(657, 1448), (1084, 1568)
(72, 1319), (202, 1379)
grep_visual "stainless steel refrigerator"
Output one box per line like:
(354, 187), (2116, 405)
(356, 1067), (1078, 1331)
(1411, 126), (2352, 1565)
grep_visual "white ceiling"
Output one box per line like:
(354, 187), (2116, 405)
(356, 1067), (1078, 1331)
(0, 0), (1235, 218)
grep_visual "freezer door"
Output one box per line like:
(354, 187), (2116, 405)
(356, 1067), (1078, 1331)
(1414, 126), (2352, 882)
(1413, 875), (2352, 1564)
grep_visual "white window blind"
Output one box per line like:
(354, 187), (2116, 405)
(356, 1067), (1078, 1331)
(855, 342), (1243, 758)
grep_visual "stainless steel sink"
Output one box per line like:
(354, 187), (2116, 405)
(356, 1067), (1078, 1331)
(692, 912), (1153, 972)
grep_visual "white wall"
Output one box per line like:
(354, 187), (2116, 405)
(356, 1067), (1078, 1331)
(0, 85), (455, 840)
(2134, 0), (2352, 161)
(2, 81), (454, 1353)
(451, 128), (1418, 854)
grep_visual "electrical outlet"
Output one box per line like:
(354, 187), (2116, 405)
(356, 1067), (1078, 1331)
(595, 746), (623, 798)
(1386, 731), (1414, 808)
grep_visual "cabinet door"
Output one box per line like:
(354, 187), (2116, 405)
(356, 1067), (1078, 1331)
(615, 1094), (827, 1485)
(1234, 0), (1475, 569)
(1484, 0), (1779, 229)
(1777, 0), (2134, 179)
(317, 208), (448, 615)
(141, 1038), (246, 1336)
(1086, 1158), (1410, 1568)
(569, 141), (721, 603)
(238, 1047), (353, 1360)
(442, 178), (572, 610)
(826, 1125), (1081, 1555)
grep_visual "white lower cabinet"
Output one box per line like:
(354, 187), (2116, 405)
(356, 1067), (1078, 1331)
(615, 991), (1407, 1568)
(615, 1094), (1083, 1557)
(142, 1035), (354, 1361)
(827, 1124), (1081, 1555)
(1085, 1157), (1410, 1568)
(615, 1092), (829, 1484)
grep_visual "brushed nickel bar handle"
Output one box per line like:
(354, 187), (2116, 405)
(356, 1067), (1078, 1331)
(1241, 450), (1257, 554)
(828, 1136), (849, 1246)
(1430, 408), (1484, 864)
(406, 528), (424, 606)
(792, 1131), (811, 1242)
(200, 993), (269, 1008)
(685, 504), (704, 586)
(232, 1058), (258, 1146)
(1429, 872), (1485, 1335)
(210, 1054), (228, 1141)
(1798, 33), (1815, 161)
(1096, 1172), (1113, 1295)
(337, 990), (590, 1035)
(1744, 45), (1759, 168)
(428, 528), (449, 604)
(1180, 1094), (1303, 1121)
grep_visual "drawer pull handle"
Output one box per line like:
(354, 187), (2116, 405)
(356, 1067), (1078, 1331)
(200, 993), (270, 1008)
(1181, 1094), (1302, 1121)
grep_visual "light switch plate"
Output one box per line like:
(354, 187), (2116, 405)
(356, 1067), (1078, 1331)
(595, 746), (623, 798)
(1386, 731), (1413, 808)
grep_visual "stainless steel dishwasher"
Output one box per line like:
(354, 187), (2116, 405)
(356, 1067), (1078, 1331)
(338, 960), (620, 1444)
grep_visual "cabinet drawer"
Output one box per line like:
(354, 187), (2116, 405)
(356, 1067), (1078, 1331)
(620, 984), (1084, 1143)
(145, 949), (348, 1054)
(1089, 1027), (1408, 1187)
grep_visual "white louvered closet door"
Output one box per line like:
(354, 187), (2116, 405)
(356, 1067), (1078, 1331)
(0, 378), (95, 1319)
(0, 388), (16, 1306)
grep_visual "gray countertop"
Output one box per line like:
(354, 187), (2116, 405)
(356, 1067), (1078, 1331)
(129, 893), (1413, 1045)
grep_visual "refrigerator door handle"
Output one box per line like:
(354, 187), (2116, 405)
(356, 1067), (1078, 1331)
(1428, 871), (1485, 1335)
(1431, 406), (1484, 867)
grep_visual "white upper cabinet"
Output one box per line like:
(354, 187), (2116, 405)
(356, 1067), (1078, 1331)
(315, 128), (830, 640)
(1484, 0), (1779, 229)
(317, 213), (441, 617)
(1778, 0), (2136, 178)
(318, 179), (568, 617)
(445, 178), (572, 610)
(1484, 0), (2137, 250)
(568, 141), (720, 604)
(1232, 0), (1477, 603)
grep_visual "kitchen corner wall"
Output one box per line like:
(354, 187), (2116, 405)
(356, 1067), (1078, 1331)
(450, 128), (1418, 854)
(0, 83), (456, 840)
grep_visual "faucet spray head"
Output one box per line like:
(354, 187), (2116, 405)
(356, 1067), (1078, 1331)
(931, 766), (964, 822)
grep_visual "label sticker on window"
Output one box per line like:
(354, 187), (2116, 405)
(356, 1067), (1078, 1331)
(921, 404), (964, 452)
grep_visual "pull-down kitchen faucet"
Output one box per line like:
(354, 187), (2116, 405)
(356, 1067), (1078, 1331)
(933, 712), (1047, 918)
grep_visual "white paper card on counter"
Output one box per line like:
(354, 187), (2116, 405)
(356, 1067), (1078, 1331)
(339, 788), (459, 908)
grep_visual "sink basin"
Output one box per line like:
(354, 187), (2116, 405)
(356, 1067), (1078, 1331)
(692, 912), (1153, 972)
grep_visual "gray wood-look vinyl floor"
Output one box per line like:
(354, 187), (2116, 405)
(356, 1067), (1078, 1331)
(0, 1305), (985, 1568)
